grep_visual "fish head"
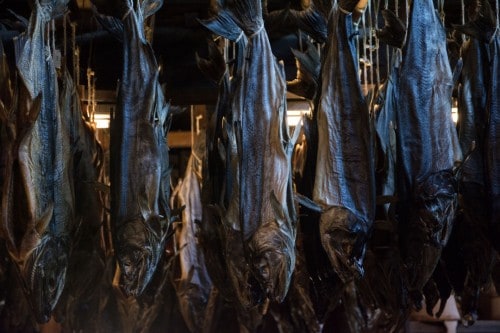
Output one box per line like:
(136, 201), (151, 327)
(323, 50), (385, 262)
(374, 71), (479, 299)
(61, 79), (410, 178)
(115, 216), (167, 297)
(224, 228), (261, 308)
(20, 236), (68, 323)
(247, 220), (295, 304)
(414, 171), (457, 247)
(319, 206), (369, 283)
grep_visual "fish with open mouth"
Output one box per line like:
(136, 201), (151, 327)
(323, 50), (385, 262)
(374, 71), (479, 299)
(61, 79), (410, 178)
(92, 0), (171, 297)
(313, 0), (376, 284)
(0, 0), (75, 324)
(394, 0), (461, 308)
(200, 0), (300, 313)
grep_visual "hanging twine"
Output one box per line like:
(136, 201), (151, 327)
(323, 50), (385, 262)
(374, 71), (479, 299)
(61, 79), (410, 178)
(367, 0), (374, 87)
(374, 0), (381, 86)
(438, 0), (445, 24)
(63, 14), (67, 60)
(361, 11), (368, 93)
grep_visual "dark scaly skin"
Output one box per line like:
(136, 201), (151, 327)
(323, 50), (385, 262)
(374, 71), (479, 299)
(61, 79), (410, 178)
(106, 2), (171, 297)
(440, 3), (496, 321)
(290, 38), (341, 321)
(485, 28), (500, 254)
(395, 0), (460, 308)
(203, 0), (299, 310)
(0, 2), (74, 323)
(313, 2), (375, 284)
(229, 0), (298, 306)
(197, 27), (260, 331)
(264, 3), (329, 44)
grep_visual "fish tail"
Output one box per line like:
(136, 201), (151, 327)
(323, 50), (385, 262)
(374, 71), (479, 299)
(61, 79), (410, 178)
(198, 9), (244, 42)
(452, 0), (497, 42)
(376, 9), (406, 49)
(227, 0), (264, 35)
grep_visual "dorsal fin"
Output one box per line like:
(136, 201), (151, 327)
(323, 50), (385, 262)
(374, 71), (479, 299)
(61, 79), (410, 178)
(195, 39), (226, 84)
(376, 9), (406, 49)
(35, 203), (54, 236)
(198, 9), (244, 42)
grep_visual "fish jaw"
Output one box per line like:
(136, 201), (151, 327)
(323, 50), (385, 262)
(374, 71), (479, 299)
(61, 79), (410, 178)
(405, 170), (457, 300)
(20, 236), (68, 323)
(319, 206), (369, 284)
(225, 228), (262, 308)
(114, 217), (166, 297)
(247, 221), (295, 304)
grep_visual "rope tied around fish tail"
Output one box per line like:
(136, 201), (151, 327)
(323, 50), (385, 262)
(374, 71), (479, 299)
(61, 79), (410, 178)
(438, 0), (445, 24)
(235, 30), (245, 43)
(247, 24), (264, 39)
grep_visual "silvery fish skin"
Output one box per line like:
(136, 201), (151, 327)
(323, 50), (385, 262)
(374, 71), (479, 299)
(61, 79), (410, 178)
(104, 2), (170, 297)
(228, 0), (298, 306)
(0, 2), (74, 323)
(313, 2), (376, 284)
(171, 156), (213, 333)
(395, 0), (460, 306)
(202, 0), (299, 309)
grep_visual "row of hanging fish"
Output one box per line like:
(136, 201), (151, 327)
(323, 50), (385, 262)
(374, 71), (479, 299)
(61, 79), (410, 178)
(1, 0), (500, 332)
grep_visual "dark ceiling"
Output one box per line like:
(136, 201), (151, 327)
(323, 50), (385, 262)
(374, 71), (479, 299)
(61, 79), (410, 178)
(0, 0), (496, 105)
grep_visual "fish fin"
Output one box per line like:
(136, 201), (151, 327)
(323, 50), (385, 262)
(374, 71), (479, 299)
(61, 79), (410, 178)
(451, 58), (463, 86)
(87, 181), (111, 194)
(217, 138), (226, 164)
(6, 9), (29, 30)
(141, 0), (163, 19)
(93, 11), (124, 42)
(270, 191), (286, 222)
(285, 7), (328, 43)
(454, 140), (476, 178)
(376, 9), (406, 49)
(290, 39), (320, 76)
(26, 94), (42, 124)
(264, 5), (291, 36)
(16, 94), (42, 142)
(0, 100), (6, 124)
(452, 0), (496, 42)
(198, 10), (244, 42)
(294, 193), (324, 213)
(196, 39), (226, 84)
(35, 203), (54, 236)
(148, 215), (167, 240)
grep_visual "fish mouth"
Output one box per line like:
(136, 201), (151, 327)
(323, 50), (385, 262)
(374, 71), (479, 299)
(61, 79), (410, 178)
(319, 206), (369, 283)
(117, 247), (151, 297)
(24, 237), (68, 324)
(114, 218), (166, 297)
